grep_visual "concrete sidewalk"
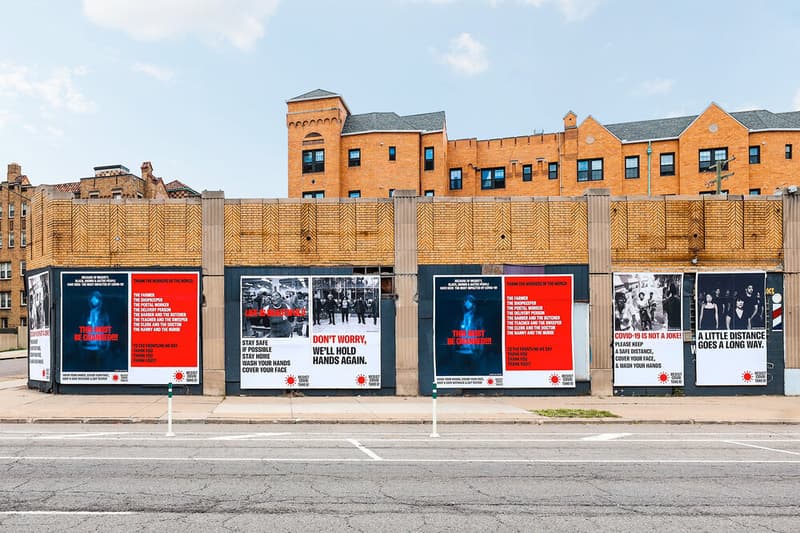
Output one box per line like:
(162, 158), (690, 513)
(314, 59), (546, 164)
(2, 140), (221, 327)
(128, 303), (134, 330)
(0, 349), (26, 360)
(0, 377), (798, 424)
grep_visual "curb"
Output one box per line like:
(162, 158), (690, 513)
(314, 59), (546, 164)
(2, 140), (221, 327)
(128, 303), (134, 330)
(0, 417), (797, 425)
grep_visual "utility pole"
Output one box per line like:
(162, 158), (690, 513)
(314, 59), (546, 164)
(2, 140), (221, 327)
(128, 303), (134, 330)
(706, 155), (735, 194)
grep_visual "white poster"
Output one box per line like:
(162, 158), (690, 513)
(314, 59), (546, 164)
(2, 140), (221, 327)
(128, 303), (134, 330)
(695, 272), (767, 386)
(28, 271), (51, 382)
(613, 273), (684, 386)
(240, 275), (381, 389)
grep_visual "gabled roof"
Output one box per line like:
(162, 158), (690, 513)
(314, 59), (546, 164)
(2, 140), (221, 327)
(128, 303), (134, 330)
(165, 179), (200, 198)
(604, 107), (800, 143)
(287, 89), (341, 102)
(342, 111), (446, 135)
(604, 115), (696, 142)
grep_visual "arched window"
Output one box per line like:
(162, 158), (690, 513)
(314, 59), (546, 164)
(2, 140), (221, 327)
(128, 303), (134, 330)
(303, 132), (324, 146)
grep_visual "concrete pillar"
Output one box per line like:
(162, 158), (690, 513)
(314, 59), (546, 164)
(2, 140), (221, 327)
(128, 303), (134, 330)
(393, 190), (419, 395)
(783, 193), (800, 394)
(585, 189), (612, 395)
(202, 191), (226, 396)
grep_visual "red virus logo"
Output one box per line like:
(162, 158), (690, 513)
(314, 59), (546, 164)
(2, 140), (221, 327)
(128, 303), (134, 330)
(41, 369), (46, 378)
(356, 374), (367, 386)
(487, 378), (494, 385)
(549, 374), (561, 385)
(285, 375), (296, 386)
(112, 374), (119, 382)
(173, 370), (185, 382)
(742, 371), (753, 383)
(658, 372), (669, 383)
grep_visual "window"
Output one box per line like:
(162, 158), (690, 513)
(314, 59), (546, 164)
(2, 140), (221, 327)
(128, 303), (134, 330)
(749, 188), (761, 195)
(21, 202), (27, 217)
(20, 230), (26, 247)
(449, 168), (462, 190)
(481, 168), (506, 190)
(8, 203), (14, 218)
(660, 153), (675, 176)
(302, 149), (325, 173)
(0, 292), (10, 309)
(577, 158), (604, 182)
(348, 190), (361, 198)
(424, 190), (435, 196)
(302, 191), (325, 199)
(19, 317), (26, 327)
(388, 146), (396, 161)
(625, 156), (640, 179)
(424, 147), (434, 171)
(700, 189), (729, 195)
(389, 189), (395, 197)
(699, 147), (728, 172)
(9, 232), (14, 248)
(786, 144), (793, 160)
(749, 146), (760, 164)
(20, 261), (25, 276)
(0, 318), (7, 328)
(348, 148), (361, 167)
(0, 263), (10, 279)
(522, 164), (532, 182)
(20, 290), (26, 306)
(548, 162), (558, 180)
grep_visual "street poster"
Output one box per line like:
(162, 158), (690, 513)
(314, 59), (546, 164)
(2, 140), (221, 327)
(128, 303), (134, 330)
(27, 271), (51, 382)
(695, 272), (767, 386)
(434, 275), (575, 388)
(612, 273), (684, 386)
(60, 271), (200, 385)
(240, 275), (381, 389)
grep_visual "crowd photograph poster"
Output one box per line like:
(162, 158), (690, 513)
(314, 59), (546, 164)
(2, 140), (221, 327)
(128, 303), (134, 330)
(434, 275), (574, 388)
(240, 275), (381, 389)
(695, 272), (767, 386)
(27, 271), (51, 382)
(613, 273), (684, 386)
(60, 271), (200, 385)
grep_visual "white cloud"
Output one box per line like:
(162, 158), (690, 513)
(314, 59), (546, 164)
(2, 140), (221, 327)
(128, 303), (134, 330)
(0, 63), (95, 114)
(522, 0), (600, 22)
(639, 78), (675, 95)
(439, 33), (489, 76)
(83, 0), (280, 51)
(793, 89), (800, 111)
(133, 62), (175, 82)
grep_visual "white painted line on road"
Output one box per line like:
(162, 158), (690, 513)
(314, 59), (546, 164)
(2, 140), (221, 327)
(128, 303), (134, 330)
(0, 511), (134, 516)
(725, 440), (800, 456)
(347, 438), (383, 461)
(581, 433), (632, 441)
(36, 432), (130, 440)
(1, 455), (800, 464)
(209, 432), (292, 440)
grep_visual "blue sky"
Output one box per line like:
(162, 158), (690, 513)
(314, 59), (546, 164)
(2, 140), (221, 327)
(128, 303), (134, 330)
(1, 0), (799, 198)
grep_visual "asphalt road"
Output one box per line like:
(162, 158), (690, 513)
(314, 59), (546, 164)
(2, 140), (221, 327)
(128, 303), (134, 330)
(0, 424), (798, 532)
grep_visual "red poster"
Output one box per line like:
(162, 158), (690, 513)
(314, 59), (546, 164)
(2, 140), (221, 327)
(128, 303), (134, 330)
(504, 275), (573, 371)
(130, 273), (199, 367)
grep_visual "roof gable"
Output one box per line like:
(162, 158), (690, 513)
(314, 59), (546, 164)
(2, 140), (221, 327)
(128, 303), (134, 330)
(287, 89), (341, 102)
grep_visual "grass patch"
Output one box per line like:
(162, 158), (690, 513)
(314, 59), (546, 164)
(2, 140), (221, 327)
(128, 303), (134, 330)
(533, 408), (619, 418)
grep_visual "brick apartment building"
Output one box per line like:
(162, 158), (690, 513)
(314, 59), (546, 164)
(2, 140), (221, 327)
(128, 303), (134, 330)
(0, 161), (199, 330)
(286, 89), (800, 199)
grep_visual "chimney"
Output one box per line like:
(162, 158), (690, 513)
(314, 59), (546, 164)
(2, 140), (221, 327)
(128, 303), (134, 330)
(141, 161), (154, 181)
(563, 111), (577, 130)
(7, 163), (21, 182)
